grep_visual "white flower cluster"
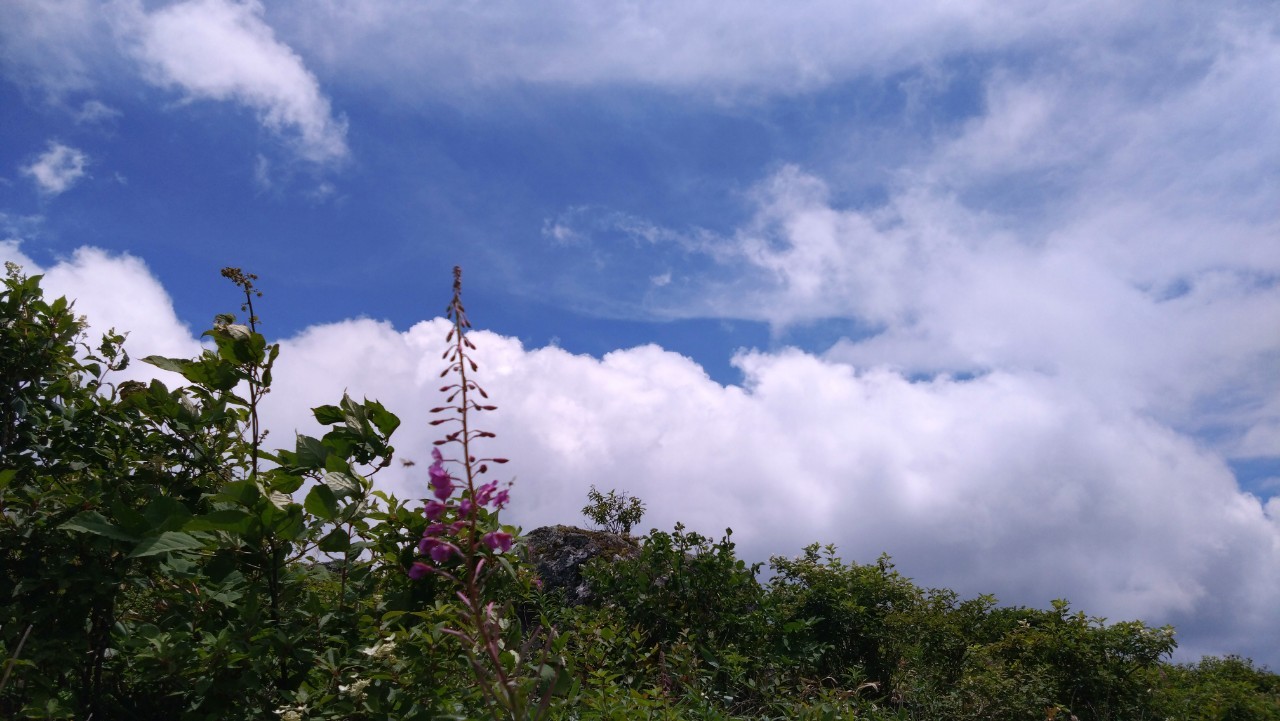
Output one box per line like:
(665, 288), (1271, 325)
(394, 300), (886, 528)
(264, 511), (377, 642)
(275, 705), (305, 721)
(341, 678), (372, 699)
(362, 638), (397, 660)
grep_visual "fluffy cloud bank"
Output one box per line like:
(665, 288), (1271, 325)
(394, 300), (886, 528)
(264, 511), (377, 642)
(4, 242), (1277, 667)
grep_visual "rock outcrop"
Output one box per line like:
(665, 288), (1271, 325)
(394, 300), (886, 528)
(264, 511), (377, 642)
(522, 525), (640, 605)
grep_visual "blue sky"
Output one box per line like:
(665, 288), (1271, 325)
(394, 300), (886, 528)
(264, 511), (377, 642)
(3, 0), (1279, 666)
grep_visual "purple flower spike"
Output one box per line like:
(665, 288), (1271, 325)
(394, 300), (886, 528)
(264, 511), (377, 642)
(458, 499), (473, 517)
(424, 500), (447, 520)
(493, 489), (510, 509)
(408, 562), (431, 580)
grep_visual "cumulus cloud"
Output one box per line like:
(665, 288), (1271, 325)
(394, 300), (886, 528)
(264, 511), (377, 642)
(255, 313), (1280, 667)
(0, 242), (200, 370)
(3, 242), (1276, 666)
(544, 4), (1280, 465)
(128, 0), (348, 164)
(22, 141), (90, 196)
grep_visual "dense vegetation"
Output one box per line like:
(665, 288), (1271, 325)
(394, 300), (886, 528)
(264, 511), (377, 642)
(2, 263), (1277, 720)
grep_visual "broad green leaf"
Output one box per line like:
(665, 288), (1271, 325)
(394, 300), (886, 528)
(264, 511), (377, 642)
(216, 480), (259, 506)
(60, 511), (140, 543)
(109, 499), (150, 536)
(304, 484), (339, 521)
(143, 496), (192, 532)
(267, 471), (305, 494)
(180, 358), (241, 391)
(321, 471), (360, 498)
(294, 434), (329, 469)
(267, 490), (294, 510)
(141, 355), (189, 374)
(366, 398), (401, 436)
(317, 528), (350, 553)
(312, 404), (344, 425)
(129, 531), (206, 558)
(0, 468), (15, 491)
(184, 510), (253, 534)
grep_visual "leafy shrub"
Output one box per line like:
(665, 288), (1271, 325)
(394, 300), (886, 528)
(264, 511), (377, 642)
(581, 486), (645, 535)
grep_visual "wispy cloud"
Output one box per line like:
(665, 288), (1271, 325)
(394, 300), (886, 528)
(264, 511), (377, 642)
(22, 141), (89, 196)
(0, 0), (348, 166)
(74, 99), (122, 125)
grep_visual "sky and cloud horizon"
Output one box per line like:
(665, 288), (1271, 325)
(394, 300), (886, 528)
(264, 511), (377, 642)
(2, 0), (1278, 667)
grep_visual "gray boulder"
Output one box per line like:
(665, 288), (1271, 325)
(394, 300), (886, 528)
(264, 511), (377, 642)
(522, 525), (640, 605)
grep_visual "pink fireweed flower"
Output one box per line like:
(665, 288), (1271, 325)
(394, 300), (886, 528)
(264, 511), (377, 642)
(429, 462), (454, 501)
(408, 562), (431, 580)
(429, 541), (458, 563)
(482, 531), (513, 553)
(424, 500), (447, 521)
(475, 480), (498, 506)
(424, 522), (446, 537)
(458, 498), (473, 517)
(419, 536), (459, 563)
(493, 489), (510, 509)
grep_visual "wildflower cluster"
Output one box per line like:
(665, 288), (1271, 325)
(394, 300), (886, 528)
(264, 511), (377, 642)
(409, 447), (513, 575)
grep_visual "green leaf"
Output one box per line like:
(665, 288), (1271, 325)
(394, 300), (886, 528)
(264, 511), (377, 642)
(317, 528), (350, 553)
(321, 471), (361, 499)
(184, 510), (253, 534)
(267, 471), (305, 495)
(60, 511), (140, 543)
(294, 434), (330, 469)
(142, 355), (190, 374)
(267, 490), (294, 510)
(129, 531), (207, 558)
(312, 404), (345, 425)
(0, 468), (16, 491)
(143, 496), (193, 532)
(304, 484), (340, 521)
(109, 499), (150, 536)
(216, 480), (260, 506)
(365, 398), (401, 436)
(180, 358), (242, 392)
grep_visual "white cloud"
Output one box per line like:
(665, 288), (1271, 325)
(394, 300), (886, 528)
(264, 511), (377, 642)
(22, 141), (90, 196)
(271, 0), (1159, 95)
(129, 0), (348, 164)
(0, 0), (123, 93)
(75, 99), (122, 124)
(263, 316), (1280, 666)
(0, 243), (200, 368)
(539, 5), (1280, 464)
(0, 0), (348, 165)
(4, 243), (1276, 666)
